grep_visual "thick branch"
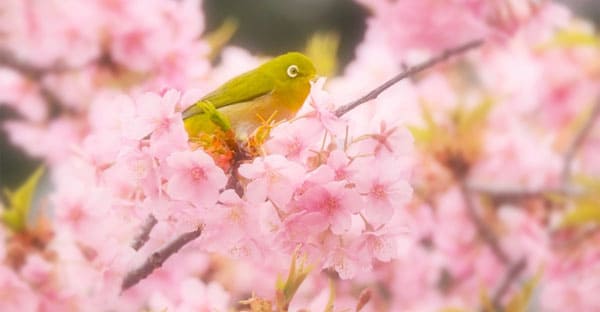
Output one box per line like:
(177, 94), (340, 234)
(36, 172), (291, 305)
(131, 214), (158, 251)
(561, 100), (600, 186)
(0, 49), (70, 115)
(334, 39), (484, 117)
(458, 180), (510, 265)
(0, 50), (70, 80)
(492, 257), (527, 309)
(121, 225), (204, 291)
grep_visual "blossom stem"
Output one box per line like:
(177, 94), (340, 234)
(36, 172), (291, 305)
(334, 39), (484, 117)
(121, 224), (204, 292)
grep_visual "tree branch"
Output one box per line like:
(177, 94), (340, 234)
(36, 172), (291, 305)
(458, 180), (510, 265)
(0, 50), (71, 80)
(131, 214), (158, 251)
(334, 39), (484, 117)
(492, 257), (527, 309)
(0, 49), (70, 116)
(468, 182), (581, 203)
(561, 100), (600, 186)
(121, 225), (204, 292)
(461, 181), (527, 311)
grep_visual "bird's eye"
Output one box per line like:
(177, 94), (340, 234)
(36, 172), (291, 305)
(287, 65), (299, 78)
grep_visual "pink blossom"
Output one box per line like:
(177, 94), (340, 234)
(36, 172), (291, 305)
(4, 118), (85, 164)
(20, 255), (53, 287)
(0, 266), (39, 312)
(165, 150), (227, 207)
(355, 159), (413, 225)
(238, 155), (305, 208)
(148, 279), (231, 312)
(326, 150), (355, 181)
(264, 118), (324, 162)
(297, 78), (345, 134)
(0, 68), (47, 122)
(322, 238), (369, 279)
(348, 120), (414, 159)
(472, 119), (562, 190)
(297, 181), (362, 234)
(200, 190), (270, 260)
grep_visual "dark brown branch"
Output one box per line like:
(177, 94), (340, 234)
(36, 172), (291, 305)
(131, 214), (158, 251)
(334, 39), (484, 117)
(561, 100), (600, 186)
(0, 49), (72, 117)
(458, 180), (510, 265)
(468, 183), (581, 203)
(0, 50), (70, 80)
(492, 257), (527, 309)
(0, 50), (46, 80)
(121, 225), (204, 291)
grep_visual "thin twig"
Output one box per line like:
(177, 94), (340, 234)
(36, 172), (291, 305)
(334, 39), (484, 117)
(492, 257), (527, 309)
(0, 49), (71, 116)
(468, 183), (581, 203)
(121, 225), (204, 291)
(131, 214), (158, 251)
(458, 180), (510, 265)
(561, 100), (600, 186)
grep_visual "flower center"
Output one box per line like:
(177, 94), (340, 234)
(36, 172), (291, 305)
(371, 184), (386, 199)
(325, 196), (339, 214)
(190, 167), (206, 180)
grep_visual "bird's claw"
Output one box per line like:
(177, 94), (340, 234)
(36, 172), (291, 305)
(199, 101), (232, 132)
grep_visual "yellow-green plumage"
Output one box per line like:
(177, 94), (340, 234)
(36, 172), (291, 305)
(183, 52), (317, 139)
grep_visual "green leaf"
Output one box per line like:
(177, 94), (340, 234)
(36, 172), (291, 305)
(276, 249), (313, 310)
(305, 31), (340, 77)
(479, 288), (496, 312)
(547, 29), (600, 48)
(573, 174), (600, 192)
(560, 200), (600, 228)
(505, 271), (541, 312)
(205, 17), (238, 59)
(457, 98), (494, 135)
(2, 166), (45, 232)
(409, 101), (441, 146)
(407, 125), (433, 144)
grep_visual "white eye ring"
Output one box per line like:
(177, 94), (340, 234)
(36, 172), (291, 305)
(287, 65), (299, 78)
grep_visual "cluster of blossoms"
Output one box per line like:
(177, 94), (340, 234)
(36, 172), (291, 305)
(43, 77), (413, 308)
(335, 0), (600, 311)
(2, 0), (600, 311)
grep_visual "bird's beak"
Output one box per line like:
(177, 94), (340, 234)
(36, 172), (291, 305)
(311, 75), (322, 83)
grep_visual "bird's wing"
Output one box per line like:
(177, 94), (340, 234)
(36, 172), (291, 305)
(201, 70), (274, 109)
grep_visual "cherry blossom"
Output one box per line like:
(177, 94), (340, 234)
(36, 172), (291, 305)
(1, 0), (600, 310)
(165, 150), (227, 207)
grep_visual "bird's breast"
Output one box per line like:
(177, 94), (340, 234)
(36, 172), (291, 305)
(218, 81), (310, 139)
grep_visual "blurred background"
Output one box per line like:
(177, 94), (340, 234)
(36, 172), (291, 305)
(0, 0), (598, 190)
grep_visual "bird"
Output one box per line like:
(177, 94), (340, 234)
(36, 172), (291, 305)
(182, 52), (317, 140)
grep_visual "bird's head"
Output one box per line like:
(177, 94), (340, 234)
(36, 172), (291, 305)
(265, 52), (317, 84)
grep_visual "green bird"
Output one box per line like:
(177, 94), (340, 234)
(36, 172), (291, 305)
(182, 52), (317, 140)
